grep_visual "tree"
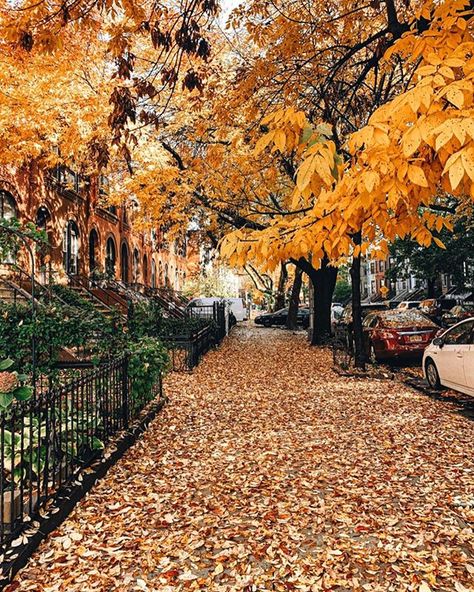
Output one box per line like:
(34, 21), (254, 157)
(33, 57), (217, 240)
(386, 212), (474, 296)
(222, 0), (474, 366)
(333, 279), (352, 305)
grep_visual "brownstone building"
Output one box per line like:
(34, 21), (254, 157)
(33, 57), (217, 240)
(0, 162), (189, 290)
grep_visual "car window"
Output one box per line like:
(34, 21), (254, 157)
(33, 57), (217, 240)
(377, 310), (437, 327)
(362, 313), (376, 328)
(443, 320), (474, 345)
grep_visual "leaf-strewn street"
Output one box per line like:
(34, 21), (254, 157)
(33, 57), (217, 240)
(7, 326), (474, 592)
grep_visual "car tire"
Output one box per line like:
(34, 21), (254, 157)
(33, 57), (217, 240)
(262, 320), (272, 328)
(425, 359), (441, 389)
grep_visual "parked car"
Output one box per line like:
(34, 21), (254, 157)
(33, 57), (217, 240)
(441, 304), (474, 328)
(334, 302), (389, 344)
(254, 307), (310, 328)
(423, 318), (474, 396)
(362, 309), (439, 362)
(397, 300), (421, 311)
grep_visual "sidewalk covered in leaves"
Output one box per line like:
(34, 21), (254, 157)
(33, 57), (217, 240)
(7, 326), (474, 592)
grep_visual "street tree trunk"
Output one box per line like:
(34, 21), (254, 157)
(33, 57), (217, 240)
(273, 262), (288, 311)
(350, 232), (365, 369)
(286, 267), (303, 330)
(293, 256), (337, 345)
(427, 277), (436, 298)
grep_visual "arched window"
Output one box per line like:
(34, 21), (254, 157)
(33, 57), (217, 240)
(121, 242), (129, 284)
(151, 259), (156, 288)
(175, 268), (179, 290)
(63, 220), (80, 275)
(35, 206), (50, 230)
(89, 229), (100, 273)
(105, 236), (116, 277)
(133, 248), (140, 283)
(165, 263), (169, 287)
(0, 190), (17, 221)
(143, 254), (148, 285)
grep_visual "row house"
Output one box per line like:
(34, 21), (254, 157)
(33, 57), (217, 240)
(0, 161), (189, 290)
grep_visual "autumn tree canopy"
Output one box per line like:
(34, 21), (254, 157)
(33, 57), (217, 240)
(0, 0), (473, 347)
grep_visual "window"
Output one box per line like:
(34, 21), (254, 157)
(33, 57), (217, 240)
(151, 259), (156, 288)
(105, 237), (116, 277)
(35, 206), (50, 229)
(63, 221), (80, 275)
(99, 175), (109, 196)
(443, 320), (474, 345)
(121, 242), (129, 284)
(89, 229), (100, 273)
(363, 314), (379, 328)
(0, 190), (16, 221)
(143, 254), (148, 285)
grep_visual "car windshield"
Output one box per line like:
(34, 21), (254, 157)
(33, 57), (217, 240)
(377, 310), (437, 328)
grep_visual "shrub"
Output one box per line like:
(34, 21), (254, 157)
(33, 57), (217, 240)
(127, 337), (170, 408)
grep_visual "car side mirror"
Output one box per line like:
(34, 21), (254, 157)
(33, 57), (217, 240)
(433, 337), (444, 347)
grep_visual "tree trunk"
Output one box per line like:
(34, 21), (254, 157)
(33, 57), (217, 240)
(286, 267), (303, 330)
(311, 258), (338, 345)
(273, 262), (288, 311)
(427, 277), (436, 298)
(293, 256), (337, 345)
(350, 232), (365, 369)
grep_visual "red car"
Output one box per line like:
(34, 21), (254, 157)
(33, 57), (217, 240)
(362, 310), (439, 362)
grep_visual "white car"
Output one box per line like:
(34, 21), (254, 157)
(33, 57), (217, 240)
(226, 298), (248, 321)
(423, 318), (474, 396)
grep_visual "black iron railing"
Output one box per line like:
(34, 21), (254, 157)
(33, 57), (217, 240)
(0, 356), (162, 547)
(161, 302), (228, 371)
(160, 325), (214, 371)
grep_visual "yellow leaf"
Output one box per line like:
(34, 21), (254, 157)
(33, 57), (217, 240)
(419, 582), (432, 592)
(448, 157), (465, 190)
(446, 87), (464, 109)
(254, 132), (275, 155)
(403, 126), (422, 157)
(433, 237), (446, 249)
(214, 563), (224, 575)
(296, 155), (316, 191)
(274, 129), (286, 152)
(461, 148), (474, 181)
(408, 165), (428, 187)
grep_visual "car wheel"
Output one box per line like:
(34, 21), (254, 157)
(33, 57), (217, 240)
(262, 320), (272, 328)
(369, 344), (378, 364)
(425, 359), (441, 389)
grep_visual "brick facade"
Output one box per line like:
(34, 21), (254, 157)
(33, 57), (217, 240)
(0, 162), (189, 289)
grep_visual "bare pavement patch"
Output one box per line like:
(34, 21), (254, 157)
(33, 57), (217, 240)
(6, 326), (474, 592)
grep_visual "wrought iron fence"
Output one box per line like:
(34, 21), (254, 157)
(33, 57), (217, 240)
(161, 302), (228, 371)
(0, 356), (162, 547)
(161, 325), (215, 372)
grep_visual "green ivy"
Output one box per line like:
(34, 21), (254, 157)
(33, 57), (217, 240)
(127, 337), (170, 410)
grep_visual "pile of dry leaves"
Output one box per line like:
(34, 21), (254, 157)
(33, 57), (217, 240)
(6, 326), (474, 592)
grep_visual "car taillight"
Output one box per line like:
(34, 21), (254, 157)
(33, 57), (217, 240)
(378, 330), (398, 340)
